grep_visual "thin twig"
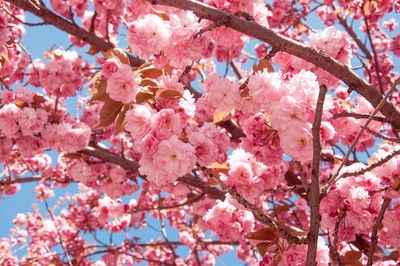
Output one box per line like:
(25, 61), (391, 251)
(339, 149), (400, 180)
(365, 127), (400, 143)
(0, 4), (47, 25)
(212, 176), (308, 244)
(334, 4), (372, 60)
(265, 184), (305, 194)
(332, 208), (346, 266)
(362, 3), (384, 93)
(332, 112), (388, 123)
(133, 193), (203, 212)
(229, 61), (242, 80)
(323, 78), (400, 196)
(43, 195), (73, 266)
(295, 161), (309, 194)
(90, 11), (97, 33)
(158, 208), (179, 261)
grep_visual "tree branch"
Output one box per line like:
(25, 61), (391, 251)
(80, 145), (226, 200)
(323, 78), (400, 196)
(334, 5), (372, 60)
(362, 3), (384, 93)
(332, 112), (388, 123)
(212, 176), (308, 244)
(147, 0), (400, 129)
(43, 194), (73, 266)
(306, 84), (327, 265)
(5, 0), (144, 67)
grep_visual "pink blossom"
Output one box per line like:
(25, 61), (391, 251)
(278, 123), (313, 162)
(247, 70), (284, 111)
(187, 129), (218, 167)
(270, 96), (308, 131)
(309, 26), (352, 65)
(125, 104), (152, 140)
(202, 73), (240, 112)
(391, 34), (400, 57)
(382, 18), (398, 31)
(139, 135), (195, 187)
(150, 109), (182, 141)
(106, 64), (140, 103)
(127, 14), (171, 59)
(102, 57), (121, 78)
(60, 123), (91, 153)
(68, 161), (93, 183)
(0, 104), (21, 138)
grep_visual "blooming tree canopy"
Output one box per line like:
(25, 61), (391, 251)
(0, 0), (400, 265)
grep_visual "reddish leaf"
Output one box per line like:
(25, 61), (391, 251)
(256, 241), (274, 257)
(253, 58), (274, 73)
(388, 251), (400, 261)
(137, 62), (152, 70)
(111, 48), (130, 65)
(33, 94), (46, 103)
(140, 67), (163, 79)
(363, 1), (371, 15)
(340, 250), (362, 265)
(89, 78), (109, 103)
(149, 87), (160, 95)
(87, 45), (101, 55)
(248, 227), (277, 241)
(159, 90), (183, 99)
(97, 99), (124, 128)
(275, 203), (291, 214)
(114, 104), (130, 135)
(86, 72), (103, 89)
(208, 162), (229, 177)
(140, 79), (158, 87)
(103, 48), (130, 65)
(136, 91), (154, 104)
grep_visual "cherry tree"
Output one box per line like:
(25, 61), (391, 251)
(0, 0), (400, 265)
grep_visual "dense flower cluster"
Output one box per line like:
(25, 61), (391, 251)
(1, 0), (400, 265)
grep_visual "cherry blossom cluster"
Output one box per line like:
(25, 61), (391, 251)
(28, 48), (86, 99)
(1, 0), (400, 265)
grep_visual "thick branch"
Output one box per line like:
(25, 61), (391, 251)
(81, 146), (226, 200)
(0, 176), (74, 186)
(5, 0), (144, 67)
(82, 145), (306, 243)
(148, 0), (400, 128)
(306, 85), (327, 266)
